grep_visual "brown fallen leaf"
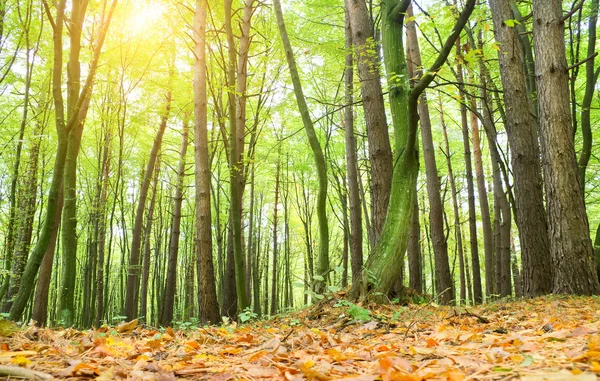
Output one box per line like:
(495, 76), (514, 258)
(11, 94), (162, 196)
(116, 318), (138, 334)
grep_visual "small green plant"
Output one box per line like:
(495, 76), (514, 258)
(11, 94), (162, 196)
(289, 319), (301, 326)
(348, 304), (371, 321)
(239, 307), (258, 323)
(334, 299), (353, 308)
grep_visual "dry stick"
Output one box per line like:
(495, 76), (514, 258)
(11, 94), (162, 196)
(403, 287), (451, 340)
(0, 365), (53, 380)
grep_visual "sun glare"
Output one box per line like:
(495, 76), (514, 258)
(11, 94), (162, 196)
(126, 3), (165, 35)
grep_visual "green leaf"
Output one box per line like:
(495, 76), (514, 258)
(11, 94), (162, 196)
(504, 19), (520, 27)
(313, 275), (324, 281)
(520, 355), (534, 367)
(327, 285), (341, 293)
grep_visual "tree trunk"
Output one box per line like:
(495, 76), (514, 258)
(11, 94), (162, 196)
(407, 191), (422, 294)
(273, 0), (330, 292)
(193, 0), (220, 325)
(31, 190), (63, 326)
(354, 0), (475, 299)
(160, 121), (189, 326)
(139, 159), (160, 323)
(454, 36), (483, 303)
(440, 98), (466, 304)
(577, 0), (599, 189)
(532, 0), (600, 294)
(224, 0), (248, 314)
(10, 0), (117, 322)
(488, 0), (553, 297)
(345, 0), (392, 244)
(124, 87), (171, 320)
(270, 154), (281, 315)
(406, 4), (452, 304)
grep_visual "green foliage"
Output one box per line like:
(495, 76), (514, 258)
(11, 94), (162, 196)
(239, 307), (258, 323)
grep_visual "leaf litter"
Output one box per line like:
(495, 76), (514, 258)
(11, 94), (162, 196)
(1, 295), (600, 380)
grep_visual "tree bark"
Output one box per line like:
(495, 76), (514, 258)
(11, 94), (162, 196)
(406, 4), (452, 304)
(160, 121), (189, 326)
(273, 0), (329, 292)
(488, 0), (553, 297)
(440, 98), (466, 304)
(345, 0), (392, 244)
(194, 0), (220, 325)
(532, 0), (600, 294)
(454, 36), (482, 304)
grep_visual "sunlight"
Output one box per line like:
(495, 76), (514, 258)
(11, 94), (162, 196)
(125, 3), (165, 35)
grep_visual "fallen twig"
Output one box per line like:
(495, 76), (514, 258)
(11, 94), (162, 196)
(0, 365), (53, 380)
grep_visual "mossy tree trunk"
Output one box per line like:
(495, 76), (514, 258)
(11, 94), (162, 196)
(352, 0), (475, 299)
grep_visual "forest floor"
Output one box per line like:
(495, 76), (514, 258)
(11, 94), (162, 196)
(1, 295), (600, 380)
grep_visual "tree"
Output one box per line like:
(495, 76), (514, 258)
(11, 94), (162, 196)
(532, 0), (600, 294)
(272, 0), (330, 292)
(9, 0), (117, 322)
(194, 0), (220, 325)
(344, 5), (363, 284)
(488, 0), (553, 297)
(345, 0), (392, 244)
(353, 0), (475, 298)
(405, 3), (452, 304)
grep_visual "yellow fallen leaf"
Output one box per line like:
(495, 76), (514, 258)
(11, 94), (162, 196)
(11, 355), (32, 366)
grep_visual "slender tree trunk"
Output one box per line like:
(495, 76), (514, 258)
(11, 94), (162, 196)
(406, 4), (452, 304)
(468, 95), (494, 299)
(31, 190), (63, 326)
(124, 88), (171, 320)
(139, 160), (159, 322)
(455, 37), (482, 303)
(532, 0), (600, 294)
(577, 0), (599, 189)
(270, 154), (281, 315)
(273, 0), (329, 292)
(224, 0), (248, 314)
(194, 0), (220, 325)
(160, 121), (189, 326)
(95, 131), (111, 326)
(407, 191), (422, 293)
(440, 98), (466, 304)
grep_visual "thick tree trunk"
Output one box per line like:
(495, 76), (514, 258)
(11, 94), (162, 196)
(160, 121), (189, 326)
(355, 0), (475, 299)
(532, 0), (600, 295)
(345, 0), (392, 244)
(489, 0), (553, 297)
(193, 0), (220, 325)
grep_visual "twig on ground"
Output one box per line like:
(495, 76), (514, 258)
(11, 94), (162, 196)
(0, 365), (53, 380)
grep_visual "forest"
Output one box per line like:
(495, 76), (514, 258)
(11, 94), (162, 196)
(1, 0), (600, 334)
